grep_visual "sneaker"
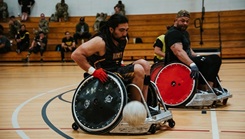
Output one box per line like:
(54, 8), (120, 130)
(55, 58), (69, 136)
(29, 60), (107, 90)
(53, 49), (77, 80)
(16, 49), (20, 54)
(22, 57), (29, 63)
(213, 88), (223, 96)
(148, 106), (160, 116)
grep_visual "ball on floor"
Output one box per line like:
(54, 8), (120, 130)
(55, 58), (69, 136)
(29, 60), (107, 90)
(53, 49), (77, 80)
(122, 101), (147, 126)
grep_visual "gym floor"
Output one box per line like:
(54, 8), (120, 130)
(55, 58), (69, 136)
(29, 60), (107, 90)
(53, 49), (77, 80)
(0, 59), (244, 139)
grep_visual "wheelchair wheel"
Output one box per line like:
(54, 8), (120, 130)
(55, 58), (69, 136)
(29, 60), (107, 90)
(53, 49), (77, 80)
(155, 63), (197, 107)
(71, 71), (128, 134)
(150, 62), (164, 82)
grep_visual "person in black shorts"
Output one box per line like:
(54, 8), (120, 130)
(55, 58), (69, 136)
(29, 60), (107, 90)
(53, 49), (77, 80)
(71, 14), (151, 102)
(18, 0), (35, 21)
(164, 10), (222, 91)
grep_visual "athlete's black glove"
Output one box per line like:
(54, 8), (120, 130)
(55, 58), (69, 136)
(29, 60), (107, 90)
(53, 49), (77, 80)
(190, 63), (199, 79)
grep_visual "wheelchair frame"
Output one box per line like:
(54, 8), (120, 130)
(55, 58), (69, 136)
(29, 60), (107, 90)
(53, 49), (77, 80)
(71, 71), (175, 134)
(152, 62), (232, 108)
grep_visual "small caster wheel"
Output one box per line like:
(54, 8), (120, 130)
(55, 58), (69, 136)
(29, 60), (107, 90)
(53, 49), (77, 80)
(223, 98), (228, 105)
(168, 119), (175, 128)
(72, 122), (79, 130)
(211, 101), (217, 108)
(148, 124), (157, 134)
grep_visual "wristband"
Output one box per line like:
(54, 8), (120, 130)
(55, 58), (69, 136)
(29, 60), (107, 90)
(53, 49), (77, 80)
(88, 67), (95, 75)
(190, 63), (196, 67)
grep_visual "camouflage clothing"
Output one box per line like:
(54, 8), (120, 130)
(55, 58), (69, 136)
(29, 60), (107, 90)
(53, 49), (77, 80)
(9, 19), (21, 39)
(0, 1), (8, 21)
(55, 2), (68, 21)
(38, 19), (49, 34)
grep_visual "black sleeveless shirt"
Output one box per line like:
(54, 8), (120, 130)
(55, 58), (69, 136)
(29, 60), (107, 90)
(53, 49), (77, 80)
(87, 35), (127, 72)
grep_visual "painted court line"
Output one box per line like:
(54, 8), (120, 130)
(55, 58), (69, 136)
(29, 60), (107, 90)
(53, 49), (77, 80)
(11, 84), (76, 139)
(211, 108), (219, 139)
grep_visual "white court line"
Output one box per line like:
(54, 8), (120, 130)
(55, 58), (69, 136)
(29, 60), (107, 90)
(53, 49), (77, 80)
(12, 84), (76, 139)
(211, 108), (220, 139)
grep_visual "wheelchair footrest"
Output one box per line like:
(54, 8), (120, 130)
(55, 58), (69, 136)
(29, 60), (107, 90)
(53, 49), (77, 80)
(109, 110), (173, 134)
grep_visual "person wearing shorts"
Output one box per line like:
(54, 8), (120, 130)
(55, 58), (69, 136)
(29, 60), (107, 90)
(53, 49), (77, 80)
(71, 14), (151, 102)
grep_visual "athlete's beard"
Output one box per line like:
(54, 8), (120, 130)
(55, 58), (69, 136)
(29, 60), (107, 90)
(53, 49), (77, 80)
(112, 34), (127, 44)
(176, 24), (188, 31)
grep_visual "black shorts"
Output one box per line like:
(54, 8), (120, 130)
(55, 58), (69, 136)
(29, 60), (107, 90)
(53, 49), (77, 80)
(114, 64), (134, 83)
(191, 54), (221, 84)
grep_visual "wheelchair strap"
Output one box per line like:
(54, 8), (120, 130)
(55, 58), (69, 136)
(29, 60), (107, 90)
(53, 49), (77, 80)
(144, 75), (150, 85)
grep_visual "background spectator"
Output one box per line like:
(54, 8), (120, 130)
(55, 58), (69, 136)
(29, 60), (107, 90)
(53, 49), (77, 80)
(18, 0), (35, 22)
(0, 30), (11, 53)
(54, 0), (68, 22)
(24, 31), (47, 62)
(8, 16), (21, 39)
(0, 0), (8, 22)
(33, 13), (49, 35)
(114, 0), (125, 16)
(93, 12), (107, 32)
(60, 31), (75, 62)
(16, 24), (29, 53)
(73, 17), (91, 45)
(117, 0), (125, 14)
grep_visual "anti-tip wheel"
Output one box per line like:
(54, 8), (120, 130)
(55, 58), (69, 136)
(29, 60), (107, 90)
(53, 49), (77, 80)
(148, 124), (157, 134)
(72, 122), (79, 130)
(168, 119), (175, 128)
(223, 98), (228, 105)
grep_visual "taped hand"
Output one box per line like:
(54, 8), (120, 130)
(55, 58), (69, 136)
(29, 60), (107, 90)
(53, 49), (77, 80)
(190, 63), (199, 79)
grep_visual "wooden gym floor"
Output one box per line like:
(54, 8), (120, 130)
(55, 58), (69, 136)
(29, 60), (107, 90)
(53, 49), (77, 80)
(0, 59), (244, 139)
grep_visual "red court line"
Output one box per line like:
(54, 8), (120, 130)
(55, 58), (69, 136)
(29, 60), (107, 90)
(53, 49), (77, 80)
(171, 129), (210, 132)
(221, 130), (245, 134)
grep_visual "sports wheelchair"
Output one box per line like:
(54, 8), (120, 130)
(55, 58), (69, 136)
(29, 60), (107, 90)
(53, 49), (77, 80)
(151, 62), (232, 108)
(71, 71), (175, 134)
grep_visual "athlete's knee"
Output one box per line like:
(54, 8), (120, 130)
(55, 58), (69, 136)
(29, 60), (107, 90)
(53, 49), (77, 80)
(134, 59), (151, 73)
(134, 64), (145, 76)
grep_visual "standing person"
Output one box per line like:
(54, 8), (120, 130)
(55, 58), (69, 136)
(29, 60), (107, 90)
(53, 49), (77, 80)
(8, 16), (21, 39)
(73, 17), (91, 45)
(16, 24), (29, 53)
(0, 0), (8, 22)
(71, 14), (151, 103)
(0, 30), (11, 53)
(24, 31), (47, 62)
(18, 0), (35, 22)
(54, 0), (68, 22)
(164, 10), (222, 91)
(60, 31), (75, 62)
(33, 13), (49, 35)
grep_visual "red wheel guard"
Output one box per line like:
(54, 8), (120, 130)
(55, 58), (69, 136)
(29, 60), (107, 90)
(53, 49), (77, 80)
(155, 63), (195, 106)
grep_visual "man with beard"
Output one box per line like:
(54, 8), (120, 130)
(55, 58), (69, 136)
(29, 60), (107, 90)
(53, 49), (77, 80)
(71, 14), (151, 103)
(164, 10), (222, 91)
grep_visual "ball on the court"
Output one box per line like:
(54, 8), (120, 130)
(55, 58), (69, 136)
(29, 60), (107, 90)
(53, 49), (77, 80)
(122, 101), (147, 126)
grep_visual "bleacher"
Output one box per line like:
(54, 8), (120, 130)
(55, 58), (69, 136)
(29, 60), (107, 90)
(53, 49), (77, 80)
(0, 9), (245, 62)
